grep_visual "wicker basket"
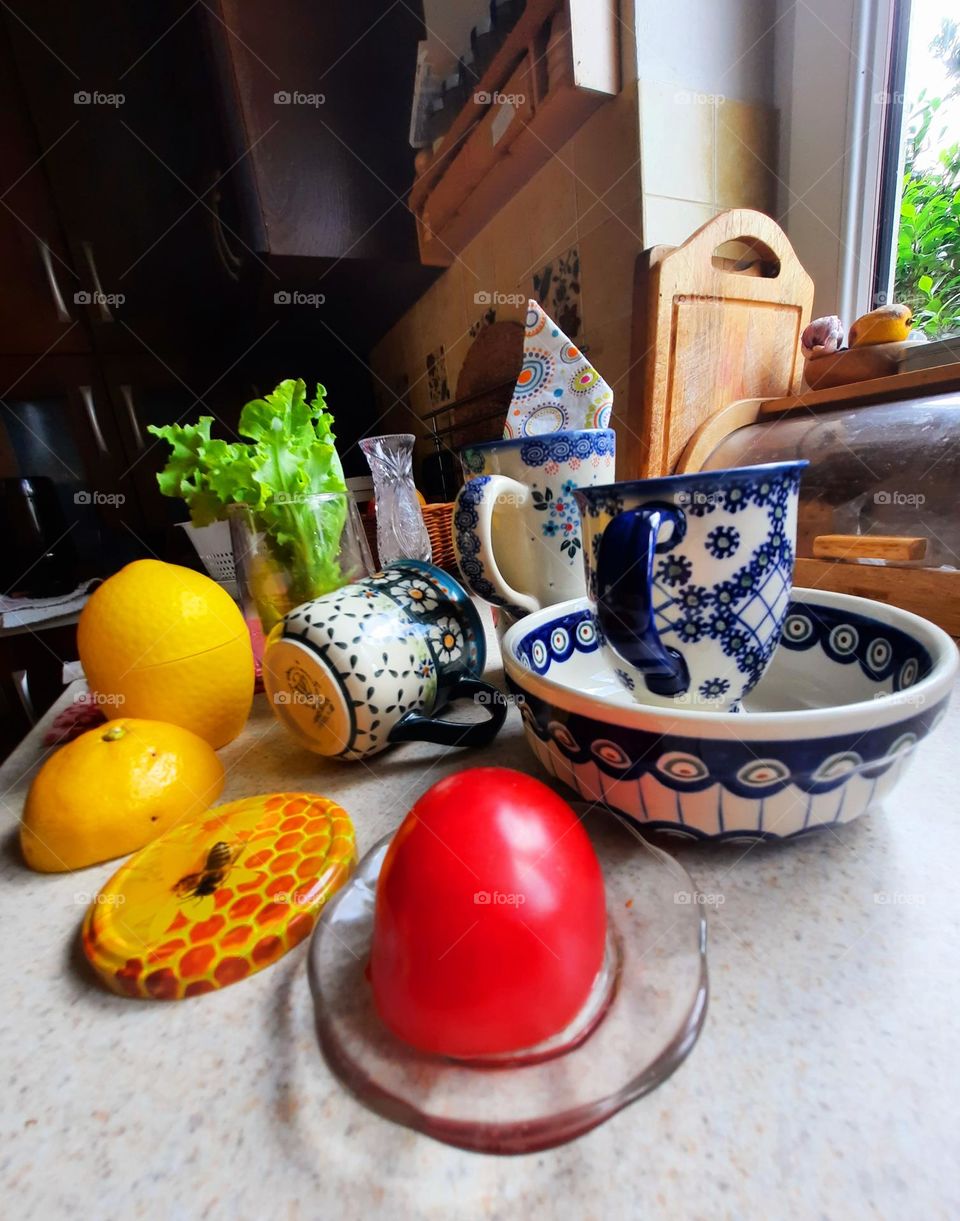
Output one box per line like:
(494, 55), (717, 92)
(424, 502), (458, 572)
(362, 502), (459, 575)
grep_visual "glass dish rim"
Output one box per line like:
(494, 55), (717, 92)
(224, 489), (362, 516)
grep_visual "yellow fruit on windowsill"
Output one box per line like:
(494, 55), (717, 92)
(848, 304), (912, 348)
(21, 719), (225, 872)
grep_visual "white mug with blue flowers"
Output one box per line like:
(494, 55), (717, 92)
(453, 428), (616, 618)
(573, 461), (807, 710)
(261, 561), (505, 759)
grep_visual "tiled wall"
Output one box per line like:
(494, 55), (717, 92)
(370, 79), (644, 452)
(640, 80), (777, 245)
(369, 74), (779, 468)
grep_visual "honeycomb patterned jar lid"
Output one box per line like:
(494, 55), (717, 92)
(82, 793), (356, 999)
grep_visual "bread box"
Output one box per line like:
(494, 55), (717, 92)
(675, 370), (960, 636)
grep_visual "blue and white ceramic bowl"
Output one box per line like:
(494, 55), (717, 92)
(502, 590), (957, 841)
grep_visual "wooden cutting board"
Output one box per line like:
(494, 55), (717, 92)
(622, 209), (814, 478)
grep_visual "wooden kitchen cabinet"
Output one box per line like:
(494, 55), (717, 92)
(3, 0), (436, 355)
(0, 22), (88, 355)
(204, 0), (426, 262)
(0, 620), (81, 761)
(202, 0), (439, 342)
(0, 355), (144, 581)
(101, 354), (253, 556)
(2, 0), (245, 356)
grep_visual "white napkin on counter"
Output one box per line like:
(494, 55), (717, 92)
(0, 579), (97, 630)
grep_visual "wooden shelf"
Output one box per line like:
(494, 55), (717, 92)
(758, 362), (960, 416)
(409, 0), (619, 267)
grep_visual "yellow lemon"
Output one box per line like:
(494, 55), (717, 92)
(21, 719), (225, 872)
(78, 560), (254, 748)
(849, 303), (912, 347)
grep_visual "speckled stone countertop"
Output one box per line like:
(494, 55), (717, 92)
(1, 607), (958, 1220)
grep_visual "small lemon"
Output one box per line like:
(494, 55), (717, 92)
(849, 304), (912, 347)
(21, 719), (225, 872)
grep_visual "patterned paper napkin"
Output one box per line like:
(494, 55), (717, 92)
(503, 300), (613, 437)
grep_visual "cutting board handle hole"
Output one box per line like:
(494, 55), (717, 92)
(712, 238), (781, 279)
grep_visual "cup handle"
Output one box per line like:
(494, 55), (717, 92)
(387, 676), (508, 748)
(596, 504), (691, 697)
(453, 475), (539, 616)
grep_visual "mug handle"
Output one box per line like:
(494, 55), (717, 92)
(596, 504), (691, 697)
(453, 475), (539, 616)
(387, 676), (507, 748)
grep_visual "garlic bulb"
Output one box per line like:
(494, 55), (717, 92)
(801, 315), (845, 359)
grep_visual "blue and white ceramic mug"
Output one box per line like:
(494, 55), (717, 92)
(262, 561), (505, 760)
(574, 462), (807, 710)
(453, 428), (616, 618)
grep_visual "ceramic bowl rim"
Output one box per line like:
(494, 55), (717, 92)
(459, 427), (616, 457)
(501, 588), (958, 736)
(572, 459), (808, 503)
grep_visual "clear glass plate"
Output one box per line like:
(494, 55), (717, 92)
(307, 808), (709, 1153)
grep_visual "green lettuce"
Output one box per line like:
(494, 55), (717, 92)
(148, 379), (350, 620)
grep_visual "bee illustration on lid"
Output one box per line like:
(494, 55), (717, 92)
(173, 840), (245, 901)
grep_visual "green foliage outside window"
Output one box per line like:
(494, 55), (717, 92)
(894, 19), (960, 337)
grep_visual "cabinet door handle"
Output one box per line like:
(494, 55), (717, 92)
(119, 384), (144, 450)
(37, 239), (71, 322)
(81, 241), (113, 321)
(208, 172), (243, 281)
(79, 385), (108, 454)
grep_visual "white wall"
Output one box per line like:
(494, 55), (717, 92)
(774, 0), (895, 320)
(633, 0), (777, 103)
(631, 0), (780, 248)
(421, 0), (491, 80)
(774, 0), (857, 317)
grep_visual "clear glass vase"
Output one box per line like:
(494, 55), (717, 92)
(360, 433), (432, 566)
(228, 492), (373, 646)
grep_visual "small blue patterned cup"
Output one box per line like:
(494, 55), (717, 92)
(453, 428), (616, 618)
(574, 462), (807, 710)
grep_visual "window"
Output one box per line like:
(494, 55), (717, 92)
(886, 5), (960, 337)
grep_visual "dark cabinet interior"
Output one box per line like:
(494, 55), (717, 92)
(0, 0), (432, 548)
(202, 0), (439, 343)
(4, 1), (244, 356)
(208, 0), (425, 262)
(0, 0), (433, 748)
